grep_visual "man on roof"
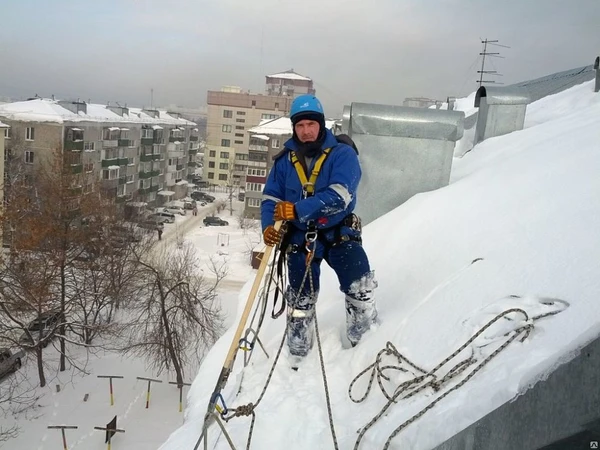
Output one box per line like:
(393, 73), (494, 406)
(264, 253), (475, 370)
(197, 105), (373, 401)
(261, 94), (378, 364)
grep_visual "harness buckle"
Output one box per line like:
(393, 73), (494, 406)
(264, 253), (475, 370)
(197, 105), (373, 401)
(302, 182), (315, 199)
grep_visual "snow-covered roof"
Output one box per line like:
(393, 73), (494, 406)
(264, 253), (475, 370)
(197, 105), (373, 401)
(267, 70), (312, 82)
(157, 190), (175, 196)
(175, 180), (188, 186)
(0, 98), (195, 127)
(248, 116), (336, 136)
(0, 121), (8, 128)
(251, 134), (270, 140)
(106, 165), (120, 170)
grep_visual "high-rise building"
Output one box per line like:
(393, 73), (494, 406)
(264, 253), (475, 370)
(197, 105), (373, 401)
(265, 69), (315, 97)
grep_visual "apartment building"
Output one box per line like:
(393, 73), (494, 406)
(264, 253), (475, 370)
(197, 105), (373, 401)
(265, 70), (315, 97)
(244, 116), (335, 218)
(205, 86), (293, 187)
(0, 98), (199, 209)
(0, 120), (7, 219)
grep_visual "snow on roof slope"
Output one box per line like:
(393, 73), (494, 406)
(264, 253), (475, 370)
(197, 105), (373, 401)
(248, 116), (336, 136)
(0, 99), (195, 126)
(267, 70), (312, 81)
(159, 80), (600, 450)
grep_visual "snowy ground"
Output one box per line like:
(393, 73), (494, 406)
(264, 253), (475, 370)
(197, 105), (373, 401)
(0, 193), (260, 449)
(3, 80), (600, 450)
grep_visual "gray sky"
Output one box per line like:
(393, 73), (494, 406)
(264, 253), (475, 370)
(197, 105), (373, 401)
(1, 0), (598, 116)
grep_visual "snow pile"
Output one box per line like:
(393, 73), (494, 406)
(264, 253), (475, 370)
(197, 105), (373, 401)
(160, 80), (600, 449)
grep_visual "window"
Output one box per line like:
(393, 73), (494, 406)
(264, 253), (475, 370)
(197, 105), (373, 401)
(246, 182), (264, 192)
(275, 103), (279, 109)
(219, 163), (229, 170)
(208, 161), (215, 168)
(103, 168), (119, 180)
(84, 141), (95, 151)
(221, 139), (231, 147)
(247, 168), (266, 177)
(261, 113), (279, 120)
(223, 110), (233, 118)
(207, 172), (214, 179)
(235, 154), (248, 161)
(236, 111), (246, 115)
(222, 124), (232, 133)
(235, 133), (244, 137)
(117, 184), (126, 197)
(235, 126), (245, 130)
(139, 179), (150, 189)
(220, 151), (229, 159)
(234, 140), (243, 144)
(128, 157), (135, 166)
(141, 128), (153, 139)
(251, 100), (256, 106)
(218, 174), (228, 181)
(25, 127), (35, 141)
(126, 174), (134, 183)
(3, 128), (10, 138)
(168, 158), (175, 166)
(235, 119), (245, 123)
(248, 198), (261, 207)
(272, 139), (280, 149)
(24, 151), (34, 164)
(84, 162), (94, 173)
(209, 150), (216, 157)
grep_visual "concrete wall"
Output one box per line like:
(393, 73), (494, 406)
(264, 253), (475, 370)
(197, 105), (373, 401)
(434, 335), (600, 450)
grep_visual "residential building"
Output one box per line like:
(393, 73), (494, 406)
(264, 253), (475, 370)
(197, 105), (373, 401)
(205, 87), (293, 186)
(244, 116), (335, 218)
(265, 70), (315, 97)
(0, 98), (198, 209)
(0, 121), (7, 238)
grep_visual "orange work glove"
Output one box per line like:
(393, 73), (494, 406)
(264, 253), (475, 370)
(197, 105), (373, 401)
(263, 225), (284, 247)
(274, 201), (296, 221)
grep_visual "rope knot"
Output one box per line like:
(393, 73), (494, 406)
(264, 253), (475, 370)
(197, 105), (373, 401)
(234, 403), (255, 417)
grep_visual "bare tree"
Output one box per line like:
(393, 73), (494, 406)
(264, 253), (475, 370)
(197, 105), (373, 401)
(0, 370), (40, 443)
(122, 243), (224, 385)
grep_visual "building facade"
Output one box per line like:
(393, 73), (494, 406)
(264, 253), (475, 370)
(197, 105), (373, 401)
(265, 70), (315, 97)
(204, 87), (292, 186)
(0, 98), (199, 209)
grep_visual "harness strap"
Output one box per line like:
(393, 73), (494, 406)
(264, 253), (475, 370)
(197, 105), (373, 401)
(290, 148), (332, 196)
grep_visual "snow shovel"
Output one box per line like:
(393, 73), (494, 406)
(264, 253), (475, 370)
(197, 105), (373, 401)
(195, 220), (283, 449)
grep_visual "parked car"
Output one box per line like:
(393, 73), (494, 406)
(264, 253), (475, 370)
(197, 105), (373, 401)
(160, 202), (187, 216)
(0, 348), (25, 378)
(19, 310), (63, 348)
(137, 220), (164, 232)
(183, 200), (197, 210)
(203, 216), (229, 226)
(191, 191), (215, 202)
(149, 211), (176, 223)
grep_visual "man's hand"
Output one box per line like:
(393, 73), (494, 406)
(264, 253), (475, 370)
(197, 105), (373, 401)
(274, 201), (296, 221)
(263, 225), (283, 247)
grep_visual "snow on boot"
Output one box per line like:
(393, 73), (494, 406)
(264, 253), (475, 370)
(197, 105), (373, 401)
(346, 296), (377, 346)
(287, 305), (316, 358)
(345, 271), (378, 346)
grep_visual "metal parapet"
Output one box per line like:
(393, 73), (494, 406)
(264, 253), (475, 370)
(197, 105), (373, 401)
(594, 56), (599, 93)
(474, 86), (531, 145)
(348, 103), (465, 225)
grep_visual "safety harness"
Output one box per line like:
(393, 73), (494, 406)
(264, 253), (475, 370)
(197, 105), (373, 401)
(290, 147), (332, 197)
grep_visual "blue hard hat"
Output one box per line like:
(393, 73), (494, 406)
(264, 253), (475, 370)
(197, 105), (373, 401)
(290, 95), (324, 124)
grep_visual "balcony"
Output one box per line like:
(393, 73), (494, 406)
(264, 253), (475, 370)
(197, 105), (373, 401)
(187, 161), (197, 168)
(140, 153), (161, 162)
(153, 137), (164, 145)
(150, 184), (159, 192)
(176, 164), (184, 171)
(65, 140), (84, 151)
(71, 164), (83, 174)
(141, 137), (154, 146)
(169, 136), (185, 143)
(190, 135), (198, 142)
(166, 165), (177, 173)
(139, 170), (160, 179)
(102, 178), (119, 190)
(118, 176), (127, 185)
(118, 139), (133, 147)
(101, 158), (119, 168)
(103, 139), (118, 148)
(249, 144), (268, 152)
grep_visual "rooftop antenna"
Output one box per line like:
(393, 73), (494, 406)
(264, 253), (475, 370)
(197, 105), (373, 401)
(150, 88), (154, 108)
(477, 39), (509, 87)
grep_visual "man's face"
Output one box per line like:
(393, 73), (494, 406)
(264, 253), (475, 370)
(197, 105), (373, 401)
(294, 119), (320, 143)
